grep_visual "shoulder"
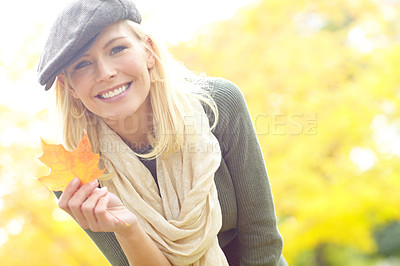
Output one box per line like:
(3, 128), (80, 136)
(201, 77), (246, 109)
(197, 78), (253, 153)
(198, 77), (249, 126)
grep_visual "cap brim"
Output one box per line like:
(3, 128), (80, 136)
(45, 76), (56, 91)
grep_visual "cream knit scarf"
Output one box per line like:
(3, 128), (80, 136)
(97, 99), (228, 266)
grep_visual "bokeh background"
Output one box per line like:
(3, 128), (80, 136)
(1, 0), (400, 265)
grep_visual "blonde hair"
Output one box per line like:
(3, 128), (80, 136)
(54, 20), (218, 160)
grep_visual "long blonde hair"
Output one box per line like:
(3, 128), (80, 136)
(54, 20), (218, 160)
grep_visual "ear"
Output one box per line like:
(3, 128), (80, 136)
(146, 37), (156, 69)
(57, 74), (79, 99)
(147, 52), (156, 69)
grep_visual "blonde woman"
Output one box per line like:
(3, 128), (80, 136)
(37, 0), (286, 265)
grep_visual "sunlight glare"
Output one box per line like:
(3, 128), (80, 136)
(347, 26), (374, 53)
(6, 218), (24, 236)
(372, 114), (400, 156)
(350, 147), (377, 172)
(0, 228), (9, 247)
(1, 127), (25, 148)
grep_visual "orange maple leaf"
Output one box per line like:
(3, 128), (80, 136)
(38, 132), (105, 191)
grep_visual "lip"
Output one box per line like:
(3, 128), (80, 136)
(96, 82), (132, 103)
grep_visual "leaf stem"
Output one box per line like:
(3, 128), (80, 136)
(106, 209), (130, 226)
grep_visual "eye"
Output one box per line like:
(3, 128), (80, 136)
(74, 60), (91, 70)
(110, 46), (127, 55)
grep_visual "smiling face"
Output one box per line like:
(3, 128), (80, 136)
(63, 21), (155, 125)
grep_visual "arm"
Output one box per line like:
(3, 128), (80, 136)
(209, 78), (284, 265)
(58, 178), (171, 266)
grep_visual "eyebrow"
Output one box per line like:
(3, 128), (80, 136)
(82, 37), (128, 57)
(103, 36), (128, 49)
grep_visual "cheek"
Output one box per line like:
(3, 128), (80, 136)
(71, 86), (87, 100)
(122, 51), (150, 73)
(69, 67), (96, 88)
(70, 76), (93, 97)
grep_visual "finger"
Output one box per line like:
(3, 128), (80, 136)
(82, 187), (109, 231)
(68, 179), (99, 228)
(95, 194), (125, 230)
(58, 177), (81, 215)
(107, 191), (124, 207)
(94, 193), (111, 224)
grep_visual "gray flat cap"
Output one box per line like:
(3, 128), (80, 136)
(37, 0), (141, 90)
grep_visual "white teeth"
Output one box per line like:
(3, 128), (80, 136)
(99, 84), (129, 99)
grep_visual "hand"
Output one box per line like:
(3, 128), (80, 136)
(58, 177), (138, 234)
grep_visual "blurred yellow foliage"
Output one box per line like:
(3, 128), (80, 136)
(1, 0), (400, 265)
(0, 108), (109, 265)
(173, 0), (400, 264)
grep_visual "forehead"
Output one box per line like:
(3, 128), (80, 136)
(94, 21), (135, 45)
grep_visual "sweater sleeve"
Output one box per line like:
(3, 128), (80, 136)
(207, 78), (284, 265)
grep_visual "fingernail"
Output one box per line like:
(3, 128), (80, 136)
(71, 177), (80, 185)
(100, 186), (108, 191)
(89, 179), (98, 186)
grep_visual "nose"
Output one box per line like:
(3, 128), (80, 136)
(95, 59), (117, 82)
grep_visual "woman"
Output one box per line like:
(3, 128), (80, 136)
(37, 0), (286, 265)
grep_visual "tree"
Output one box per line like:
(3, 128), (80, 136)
(0, 107), (109, 265)
(0, 21), (109, 265)
(172, 0), (400, 264)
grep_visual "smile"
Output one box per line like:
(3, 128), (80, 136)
(97, 82), (131, 99)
